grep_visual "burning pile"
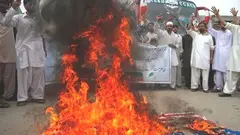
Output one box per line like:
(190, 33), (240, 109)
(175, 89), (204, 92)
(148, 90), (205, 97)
(39, 1), (237, 135)
(42, 12), (174, 134)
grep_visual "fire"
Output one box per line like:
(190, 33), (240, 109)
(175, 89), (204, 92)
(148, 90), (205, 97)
(186, 120), (220, 135)
(42, 14), (171, 134)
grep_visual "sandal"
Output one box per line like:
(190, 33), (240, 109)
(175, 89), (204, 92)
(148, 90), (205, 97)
(0, 100), (10, 108)
(17, 101), (28, 106)
(32, 99), (46, 104)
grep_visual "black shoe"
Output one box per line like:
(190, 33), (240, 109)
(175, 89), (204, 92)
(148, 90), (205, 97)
(0, 99), (10, 108)
(170, 87), (176, 90)
(218, 93), (232, 97)
(5, 96), (17, 101)
(191, 89), (198, 92)
(32, 99), (46, 104)
(211, 89), (221, 93)
(17, 101), (28, 106)
(203, 90), (209, 93)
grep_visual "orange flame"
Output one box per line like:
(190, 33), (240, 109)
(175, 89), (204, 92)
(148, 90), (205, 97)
(43, 14), (171, 135)
(187, 120), (219, 135)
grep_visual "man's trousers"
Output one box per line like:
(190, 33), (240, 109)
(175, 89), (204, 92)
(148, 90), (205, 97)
(191, 67), (209, 91)
(0, 63), (16, 99)
(223, 71), (240, 94)
(17, 67), (45, 102)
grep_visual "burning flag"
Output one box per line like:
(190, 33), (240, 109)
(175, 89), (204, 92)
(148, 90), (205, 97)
(41, 2), (173, 134)
(38, 0), (236, 134)
(136, 0), (148, 24)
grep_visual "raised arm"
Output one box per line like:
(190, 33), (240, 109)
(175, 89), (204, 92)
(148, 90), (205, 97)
(0, 1), (20, 27)
(211, 7), (225, 27)
(187, 16), (197, 38)
(211, 6), (239, 33)
(154, 21), (164, 37)
(207, 18), (218, 37)
(230, 8), (239, 25)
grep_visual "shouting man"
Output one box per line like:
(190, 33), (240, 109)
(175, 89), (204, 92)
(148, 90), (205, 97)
(187, 17), (214, 93)
(212, 7), (240, 97)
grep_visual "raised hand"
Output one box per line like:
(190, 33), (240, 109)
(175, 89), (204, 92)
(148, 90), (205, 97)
(211, 6), (220, 15)
(230, 8), (238, 16)
(12, 0), (21, 10)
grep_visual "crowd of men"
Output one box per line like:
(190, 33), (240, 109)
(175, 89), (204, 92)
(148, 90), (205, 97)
(0, 0), (46, 108)
(141, 6), (240, 97)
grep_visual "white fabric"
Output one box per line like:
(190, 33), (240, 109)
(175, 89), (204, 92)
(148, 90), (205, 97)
(223, 71), (240, 94)
(208, 20), (232, 72)
(17, 67), (45, 102)
(225, 22), (240, 72)
(0, 13), (16, 63)
(176, 66), (182, 87)
(144, 32), (158, 44)
(175, 34), (183, 67)
(215, 71), (226, 90)
(1, 7), (45, 69)
(170, 66), (177, 88)
(155, 28), (179, 66)
(188, 29), (214, 70)
(191, 67), (209, 91)
(175, 34), (182, 86)
(166, 21), (173, 26)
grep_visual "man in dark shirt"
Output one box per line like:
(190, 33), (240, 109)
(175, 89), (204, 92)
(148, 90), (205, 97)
(182, 34), (193, 89)
(209, 36), (216, 90)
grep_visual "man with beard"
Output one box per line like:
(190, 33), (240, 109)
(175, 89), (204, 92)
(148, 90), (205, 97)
(173, 24), (183, 87)
(207, 16), (232, 92)
(154, 21), (179, 90)
(212, 7), (240, 97)
(187, 18), (214, 93)
(1, 0), (47, 106)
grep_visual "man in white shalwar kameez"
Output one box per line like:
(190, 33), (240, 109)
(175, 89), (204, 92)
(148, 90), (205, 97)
(212, 7), (240, 97)
(207, 18), (232, 92)
(173, 25), (183, 87)
(154, 21), (179, 89)
(187, 19), (214, 92)
(1, 0), (46, 106)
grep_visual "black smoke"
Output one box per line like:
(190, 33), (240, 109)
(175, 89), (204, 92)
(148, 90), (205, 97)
(37, 0), (137, 83)
(37, 0), (136, 44)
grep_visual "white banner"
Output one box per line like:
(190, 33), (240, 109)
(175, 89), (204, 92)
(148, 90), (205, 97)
(133, 43), (171, 84)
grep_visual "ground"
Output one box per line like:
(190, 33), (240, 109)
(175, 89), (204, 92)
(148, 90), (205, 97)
(0, 84), (240, 135)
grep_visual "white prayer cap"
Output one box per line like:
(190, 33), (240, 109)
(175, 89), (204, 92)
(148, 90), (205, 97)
(166, 21), (173, 26)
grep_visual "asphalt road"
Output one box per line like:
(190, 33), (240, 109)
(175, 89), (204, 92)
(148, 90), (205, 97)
(0, 84), (240, 135)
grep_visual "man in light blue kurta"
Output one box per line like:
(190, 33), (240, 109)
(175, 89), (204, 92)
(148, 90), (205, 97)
(212, 6), (240, 97)
(208, 19), (232, 92)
